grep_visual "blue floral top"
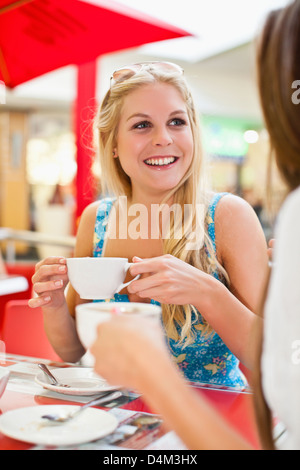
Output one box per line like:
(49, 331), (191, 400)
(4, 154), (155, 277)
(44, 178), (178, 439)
(93, 194), (248, 390)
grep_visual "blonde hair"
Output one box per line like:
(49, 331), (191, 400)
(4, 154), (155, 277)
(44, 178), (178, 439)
(94, 67), (229, 345)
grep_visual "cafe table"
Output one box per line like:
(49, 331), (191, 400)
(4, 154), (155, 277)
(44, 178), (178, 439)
(0, 352), (262, 451)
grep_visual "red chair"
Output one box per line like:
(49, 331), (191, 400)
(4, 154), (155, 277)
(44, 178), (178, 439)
(1, 300), (62, 361)
(5, 262), (35, 295)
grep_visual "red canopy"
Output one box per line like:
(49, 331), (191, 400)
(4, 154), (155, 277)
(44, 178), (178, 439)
(0, 0), (190, 87)
(0, 0), (191, 220)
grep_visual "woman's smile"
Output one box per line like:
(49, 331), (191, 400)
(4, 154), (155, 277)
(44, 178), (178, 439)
(143, 155), (179, 169)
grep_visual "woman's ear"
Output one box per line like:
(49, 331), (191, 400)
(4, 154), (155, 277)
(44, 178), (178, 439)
(112, 148), (118, 158)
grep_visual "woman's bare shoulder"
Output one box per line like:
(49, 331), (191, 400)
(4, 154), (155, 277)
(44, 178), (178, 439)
(214, 193), (267, 263)
(214, 193), (260, 230)
(74, 201), (103, 257)
(216, 193), (252, 215)
(80, 200), (102, 220)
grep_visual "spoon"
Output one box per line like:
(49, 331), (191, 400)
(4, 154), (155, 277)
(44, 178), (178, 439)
(41, 390), (123, 423)
(38, 363), (71, 388)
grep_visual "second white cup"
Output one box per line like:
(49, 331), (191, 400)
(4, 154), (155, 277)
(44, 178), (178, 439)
(76, 302), (162, 366)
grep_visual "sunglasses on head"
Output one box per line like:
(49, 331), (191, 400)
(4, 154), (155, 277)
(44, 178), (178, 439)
(110, 61), (184, 88)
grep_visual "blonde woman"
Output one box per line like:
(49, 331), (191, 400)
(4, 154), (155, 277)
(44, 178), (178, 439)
(29, 63), (268, 388)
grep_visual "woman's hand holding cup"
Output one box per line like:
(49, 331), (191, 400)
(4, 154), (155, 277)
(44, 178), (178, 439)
(28, 257), (68, 309)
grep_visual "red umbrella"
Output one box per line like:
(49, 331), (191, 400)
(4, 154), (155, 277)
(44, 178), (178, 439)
(0, 0), (191, 219)
(0, 0), (190, 87)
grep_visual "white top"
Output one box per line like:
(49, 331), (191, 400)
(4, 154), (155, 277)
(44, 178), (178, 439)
(262, 186), (300, 450)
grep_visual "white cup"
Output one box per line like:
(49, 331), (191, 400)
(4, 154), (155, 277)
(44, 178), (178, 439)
(66, 257), (140, 300)
(75, 302), (162, 366)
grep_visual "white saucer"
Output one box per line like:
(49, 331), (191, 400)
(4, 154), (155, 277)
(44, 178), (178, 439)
(35, 367), (119, 396)
(0, 405), (118, 446)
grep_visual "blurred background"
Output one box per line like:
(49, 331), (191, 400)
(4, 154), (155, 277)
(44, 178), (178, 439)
(0, 0), (290, 263)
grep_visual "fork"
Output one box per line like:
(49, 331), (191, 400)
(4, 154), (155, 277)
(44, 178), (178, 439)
(41, 390), (123, 423)
(38, 363), (71, 388)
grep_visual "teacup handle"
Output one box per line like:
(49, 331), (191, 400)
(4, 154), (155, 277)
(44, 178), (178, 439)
(115, 262), (140, 294)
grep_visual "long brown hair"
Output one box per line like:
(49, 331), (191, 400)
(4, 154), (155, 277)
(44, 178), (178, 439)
(253, 0), (300, 449)
(94, 68), (229, 345)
